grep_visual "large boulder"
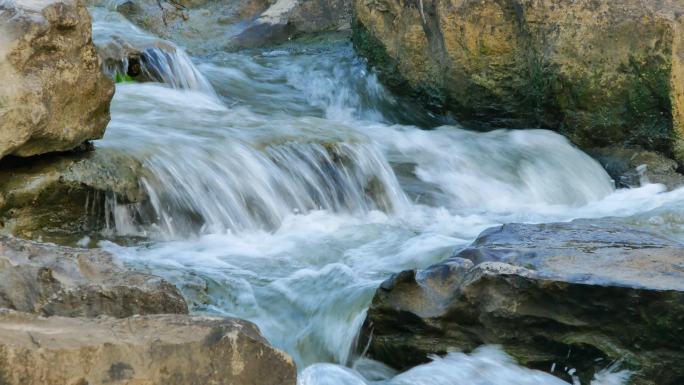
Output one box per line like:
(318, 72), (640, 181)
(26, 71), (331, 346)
(0, 311), (297, 385)
(0, 235), (187, 317)
(0, 0), (114, 159)
(0, 148), (147, 243)
(352, 0), (684, 162)
(112, 0), (272, 53)
(359, 219), (684, 385)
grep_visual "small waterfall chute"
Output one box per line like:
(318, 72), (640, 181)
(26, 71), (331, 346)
(107, 140), (409, 239)
(93, 9), (217, 96)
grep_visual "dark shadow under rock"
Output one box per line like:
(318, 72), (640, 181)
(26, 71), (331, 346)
(0, 148), (148, 244)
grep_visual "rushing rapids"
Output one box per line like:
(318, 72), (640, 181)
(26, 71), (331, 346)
(87, 5), (684, 385)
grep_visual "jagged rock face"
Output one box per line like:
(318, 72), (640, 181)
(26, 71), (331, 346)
(352, 0), (684, 162)
(0, 311), (297, 385)
(0, 0), (114, 160)
(0, 236), (188, 317)
(359, 219), (684, 385)
(0, 148), (147, 243)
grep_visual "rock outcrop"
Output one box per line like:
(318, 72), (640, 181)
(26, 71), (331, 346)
(352, 0), (684, 162)
(235, 0), (353, 47)
(113, 0), (351, 52)
(0, 0), (114, 160)
(359, 219), (684, 385)
(0, 235), (187, 317)
(0, 148), (147, 243)
(0, 311), (297, 385)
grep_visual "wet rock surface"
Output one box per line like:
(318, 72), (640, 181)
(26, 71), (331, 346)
(97, 35), (178, 83)
(590, 147), (684, 190)
(111, 0), (351, 52)
(0, 148), (147, 243)
(352, 0), (684, 163)
(0, 0), (114, 159)
(0, 235), (187, 317)
(359, 219), (684, 384)
(0, 311), (297, 385)
(234, 0), (352, 48)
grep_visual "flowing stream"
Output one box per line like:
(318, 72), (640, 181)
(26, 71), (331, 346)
(89, 6), (684, 385)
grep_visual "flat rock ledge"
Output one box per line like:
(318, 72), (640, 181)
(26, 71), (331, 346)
(0, 311), (297, 385)
(359, 219), (684, 385)
(0, 236), (298, 385)
(0, 148), (147, 243)
(0, 235), (187, 318)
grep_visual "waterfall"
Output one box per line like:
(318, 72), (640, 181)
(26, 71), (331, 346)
(108, 140), (409, 238)
(91, 7), (217, 96)
(86, 5), (658, 385)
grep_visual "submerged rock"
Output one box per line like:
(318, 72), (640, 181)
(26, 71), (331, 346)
(0, 235), (187, 317)
(359, 219), (684, 385)
(0, 311), (297, 385)
(0, 0), (114, 159)
(0, 148), (147, 243)
(352, 0), (684, 163)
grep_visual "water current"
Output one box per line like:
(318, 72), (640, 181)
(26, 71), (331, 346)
(89, 6), (684, 385)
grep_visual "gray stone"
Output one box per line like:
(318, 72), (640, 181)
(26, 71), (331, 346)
(359, 219), (684, 385)
(0, 235), (188, 317)
(0, 311), (297, 385)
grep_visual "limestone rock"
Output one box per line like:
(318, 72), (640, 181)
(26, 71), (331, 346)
(359, 219), (684, 385)
(234, 0), (352, 48)
(0, 0), (114, 159)
(0, 148), (147, 243)
(352, 0), (684, 162)
(112, 0), (351, 52)
(113, 0), (272, 54)
(0, 235), (187, 317)
(0, 311), (297, 385)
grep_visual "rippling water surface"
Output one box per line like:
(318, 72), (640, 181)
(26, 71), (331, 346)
(90, 6), (684, 384)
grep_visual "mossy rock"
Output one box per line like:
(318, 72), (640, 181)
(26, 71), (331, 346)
(352, 0), (684, 163)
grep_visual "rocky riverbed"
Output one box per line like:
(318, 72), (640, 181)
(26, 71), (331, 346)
(1, 0), (684, 384)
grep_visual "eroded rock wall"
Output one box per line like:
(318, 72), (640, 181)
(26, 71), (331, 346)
(353, 0), (684, 161)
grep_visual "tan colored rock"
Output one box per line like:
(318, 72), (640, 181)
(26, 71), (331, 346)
(353, 0), (684, 162)
(0, 311), (297, 385)
(0, 0), (114, 159)
(0, 235), (188, 317)
(0, 148), (147, 243)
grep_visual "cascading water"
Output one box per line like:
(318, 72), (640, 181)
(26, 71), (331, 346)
(88, 5), (684, 385)
(91, 7), (216, 95)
